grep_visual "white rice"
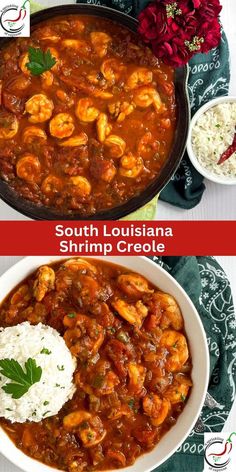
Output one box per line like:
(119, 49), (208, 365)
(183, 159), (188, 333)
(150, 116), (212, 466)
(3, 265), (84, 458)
(0, 322), (76, 423)
(191, 102), (236, 179)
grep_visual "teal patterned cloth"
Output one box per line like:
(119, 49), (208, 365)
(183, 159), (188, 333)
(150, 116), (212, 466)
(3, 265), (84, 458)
(150, 256), (236, 472)
(76, 0), (230, 209)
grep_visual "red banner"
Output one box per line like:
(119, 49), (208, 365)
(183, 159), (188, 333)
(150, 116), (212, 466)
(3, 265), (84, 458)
(0, 221), (235, 256)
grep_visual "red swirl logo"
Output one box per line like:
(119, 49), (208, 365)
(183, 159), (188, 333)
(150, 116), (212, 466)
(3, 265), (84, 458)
(0, 0), (29, 35)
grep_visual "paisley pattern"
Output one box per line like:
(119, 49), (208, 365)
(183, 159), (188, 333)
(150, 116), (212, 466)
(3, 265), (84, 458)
(150, 256), (236, 472)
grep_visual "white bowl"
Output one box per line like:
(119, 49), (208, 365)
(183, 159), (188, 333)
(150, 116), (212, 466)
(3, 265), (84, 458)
(0, 256), (209, 472)
(187, 96), (236, 185)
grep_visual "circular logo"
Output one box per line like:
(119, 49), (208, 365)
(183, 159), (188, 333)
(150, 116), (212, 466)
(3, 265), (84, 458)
(0, 3), (26, 35)
(204, 438), (231, 469)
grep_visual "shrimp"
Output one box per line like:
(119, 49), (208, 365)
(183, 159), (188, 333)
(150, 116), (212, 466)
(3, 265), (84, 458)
(22, 126), (47, 144)
(108, 404), (132, 420)
(119, 154), (144, 178)
(165, 374), (192, 404)
(100, 58), (125, 84)
(56, 258), (97, 292)
(143, 394), (170, 426)
(69, 176), (91, 198)
(63, 314), (104, 359)
(137, 131), (160, 159)
(59, 132), (88, 147)
(62, 39), (91, 56)
(117, 274), (153, 298)
(19, 52), (30, 76)
(104, 135), (126, 158)
(126, 68), (153, 90)
(56, 89), (74, 107)
(10, 285), (31, 306)
(96, 113), (112, 143)
(25, 94), (54, 123)
(90, 32), (111, 58)
(63, 258), (97, 274)
(154, 291), (183, 330)
(128, 362), (146, 396)
(41, 71), (54, 89)
(0, 112), (19, 139)
(47, 47), (60, 71)
(16, 154), (41, 184)
(91, 368), (120, 395)
(33, 265), (55, 302)
(108, 101), (134, 122)
(75, 98), (99, 123)
(49, 113), (75, 139)
(63, 411), (92, 430)
(41, 175), (63, 196)
(133, 86), (164, 113)
(37, 26), (60, 42)
(92, 90), (113, 99)
(79, 416), (106, 448)
(160, 330), (189, 372)
(112, 299), (148, 328)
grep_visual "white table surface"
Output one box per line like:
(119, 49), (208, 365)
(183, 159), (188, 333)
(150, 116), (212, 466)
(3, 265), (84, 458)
(0, 0), (235, 220)
(0, 255), (235, 472)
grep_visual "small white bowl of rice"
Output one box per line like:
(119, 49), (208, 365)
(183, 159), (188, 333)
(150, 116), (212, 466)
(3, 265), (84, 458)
(187, 96), (236, 184)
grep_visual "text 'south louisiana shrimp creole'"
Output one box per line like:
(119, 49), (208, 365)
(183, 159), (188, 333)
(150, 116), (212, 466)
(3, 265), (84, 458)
(0, 258), (192, 471)
(0, 15), (176, 216)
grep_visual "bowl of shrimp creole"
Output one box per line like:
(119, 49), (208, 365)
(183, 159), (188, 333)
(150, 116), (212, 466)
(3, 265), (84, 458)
(0, 256), (209, 472)
(0, 4), (189, 220)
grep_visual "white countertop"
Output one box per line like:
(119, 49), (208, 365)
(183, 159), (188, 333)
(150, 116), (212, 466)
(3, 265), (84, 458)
(0, 0), (235, 220)
(0, 255), (235, 472)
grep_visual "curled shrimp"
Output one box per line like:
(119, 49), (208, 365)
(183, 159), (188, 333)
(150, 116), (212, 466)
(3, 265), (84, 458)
(126, 68), (153, 90)
(41, 175), (63, 197)
(128, 362), (146, 396)
(62, 258), (97, 274)
(63, 313), (104, 359)
(33, 265), (55, 302)
(160, 330), (189, 372)
(19, 52), (30, 76)
(56, 89), (74, 107)
(112, 299), (148, 328)
(100, 58), (125, 84)
(69, 176), (91, 198)
(133, 86), (164, 113)
(11, 285), (31, 306)
(143, 394), (170, 426)
(117, 273), (153, 298)
(96, 113), (112, 143)
(165, 374), (192, 404)
(62, 39), (91, 56)
(90, 32), (111, 58)
(37, 26), (60, 42)
(55, 258), (97, 292)
(64, 409), (107, 448)
(104, 135), (126, 158)
(25, 94), (54, 123)
(137, 131), (160, 159)
(63, 411), (92, 430)
(108, 101), (134, 122)
(49, 113), (75, 139)
(41, 71), (54, 89)
(119, 153), (144, 178)
(22, 126), (47, 144)
(154, 291), (183, 330)
(75, 98), (99, 123)
(59, 132), (88, 147)
(0, 112), (19, 139)
(16, 154), (41, 184)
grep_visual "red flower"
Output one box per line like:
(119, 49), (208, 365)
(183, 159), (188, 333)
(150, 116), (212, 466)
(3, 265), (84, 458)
(138, 0), (222, 67)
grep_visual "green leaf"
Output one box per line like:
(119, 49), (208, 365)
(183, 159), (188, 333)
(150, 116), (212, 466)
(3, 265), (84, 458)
(0, 358), (42, 399)
(26, 47), (57, 76)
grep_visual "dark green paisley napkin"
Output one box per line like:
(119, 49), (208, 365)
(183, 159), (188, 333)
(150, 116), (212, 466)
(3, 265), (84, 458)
(76, 0), (230, 209)
(149, 256), (236, 472)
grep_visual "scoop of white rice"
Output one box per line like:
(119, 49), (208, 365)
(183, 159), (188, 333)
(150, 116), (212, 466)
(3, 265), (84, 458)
(0, 322), (76, 423)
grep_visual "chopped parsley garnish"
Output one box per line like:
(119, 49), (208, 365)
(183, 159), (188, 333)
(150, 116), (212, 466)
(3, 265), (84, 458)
(43, 411), (51, 417)
(40, 348), (52, 355)
(57, 365), (65, 371)
(0, 358), (42, 399)
(43, 400), (49, 406)
(215, 123), (221, 128)
(128, 398), (135, 409)
(181, 394), (186, 402)
(172, 342), (178, 348)
(26, 47), (57, 76)
(67, 313), (76, 318)
(87, 432), (94, 440)
(107, 327), (116, 334)
(91, 374), (105, 389)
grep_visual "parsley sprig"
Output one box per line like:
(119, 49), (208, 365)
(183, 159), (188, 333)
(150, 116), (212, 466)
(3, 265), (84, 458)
(26, 47), (57, 76)
(0, 358), (42, 399)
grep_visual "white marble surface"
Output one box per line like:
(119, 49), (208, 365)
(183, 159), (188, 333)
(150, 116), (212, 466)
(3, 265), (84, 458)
(0, 255), (235, 472)
(0, 0), (235, 220)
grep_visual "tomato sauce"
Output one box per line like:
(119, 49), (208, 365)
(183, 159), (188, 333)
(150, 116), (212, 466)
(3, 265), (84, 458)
(0, 15), (176, 216)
